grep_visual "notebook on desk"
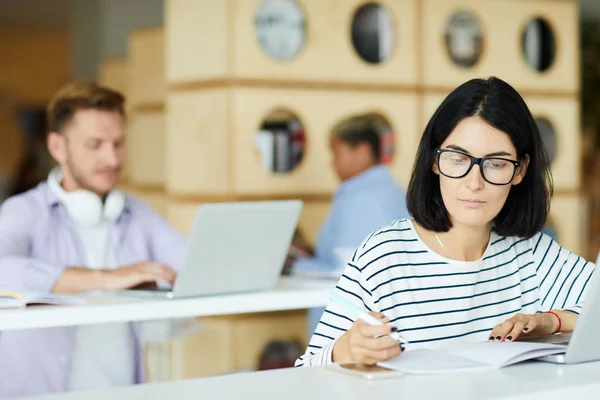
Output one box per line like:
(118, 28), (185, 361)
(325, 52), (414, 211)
(378, 269), (600, 373)
(0, 291), (84, 309)
(118, 200), (303, 299)
(378, 342), (568, 374)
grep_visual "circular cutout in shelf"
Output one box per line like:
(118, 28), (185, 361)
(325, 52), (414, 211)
(255, 109), (306, 174)
(330, 113), (396, 174)
(444, 10), (484, 68)
(522, 17), (555, 72)
(255, 0), (307, 61)
(536, 117), (557, 165)
(351, 3), (395, 64)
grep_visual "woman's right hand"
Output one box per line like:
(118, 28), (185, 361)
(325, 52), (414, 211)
(332, 312), (403, 365)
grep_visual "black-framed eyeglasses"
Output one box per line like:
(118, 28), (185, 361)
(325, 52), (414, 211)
(435, 148), (521, 186)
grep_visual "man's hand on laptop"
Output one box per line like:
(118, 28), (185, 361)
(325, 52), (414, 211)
(52, 263), (177, 293)
(101, 262), (177, 291)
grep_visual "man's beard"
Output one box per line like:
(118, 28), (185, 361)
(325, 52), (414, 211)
(65, 156), (112, 199)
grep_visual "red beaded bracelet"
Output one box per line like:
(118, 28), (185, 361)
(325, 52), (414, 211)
(542, 311), (562, 334)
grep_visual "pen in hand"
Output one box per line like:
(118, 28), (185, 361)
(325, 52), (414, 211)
(330, 292), (409, 345)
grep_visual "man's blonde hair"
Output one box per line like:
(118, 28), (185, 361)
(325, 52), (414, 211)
(47, 81), (125, 134)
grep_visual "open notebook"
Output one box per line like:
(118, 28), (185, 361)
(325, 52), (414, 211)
(378, 341), (568, 374)
(0, 291), (84, 309)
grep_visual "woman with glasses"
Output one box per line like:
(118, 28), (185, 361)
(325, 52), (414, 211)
(295, 76), (595, 367)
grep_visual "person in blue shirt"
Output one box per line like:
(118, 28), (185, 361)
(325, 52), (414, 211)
(291, 115), (411, 335)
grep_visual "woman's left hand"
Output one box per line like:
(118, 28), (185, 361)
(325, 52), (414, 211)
(488, 312), (559, 342)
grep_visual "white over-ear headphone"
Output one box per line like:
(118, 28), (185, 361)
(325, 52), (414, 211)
(47, 167), (125, 227)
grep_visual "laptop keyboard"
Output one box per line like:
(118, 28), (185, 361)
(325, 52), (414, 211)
(130, 283), (172, 292)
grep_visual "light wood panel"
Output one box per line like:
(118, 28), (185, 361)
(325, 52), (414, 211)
(98, 58), (129, 95)
(129, 27), (166, 108)
(121, 185), (168, 217)
(144, 311), (308, 381)
(166, 87), (418, 196)
(421, 0), (578, 93)
(166, 89), (231, 195)
(549, 194), (588, 257)
(127, 111), (166, 188)
(166, 0), (418, 86)
(297, 201), (330, 247)
(166, 200), (200, 235)
(525, 96), (581, 191)
(165, 0), (229, 83)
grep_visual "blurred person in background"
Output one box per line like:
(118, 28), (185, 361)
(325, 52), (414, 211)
(0, 81), (187, 398)
(288, 115), (410, 336)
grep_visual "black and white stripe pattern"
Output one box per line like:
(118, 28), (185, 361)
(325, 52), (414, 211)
(296, 219), (595, 367)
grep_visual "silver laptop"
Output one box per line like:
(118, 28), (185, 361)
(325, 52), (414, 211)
(522, 267), (599, 364)
(120, 200), (303, 299)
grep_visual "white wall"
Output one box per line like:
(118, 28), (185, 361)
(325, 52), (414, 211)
(70, 0), (163, 79)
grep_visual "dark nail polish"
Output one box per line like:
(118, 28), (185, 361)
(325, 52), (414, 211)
(496, 336), (501, 340)
(400, 345), (405, 351)
(506, 336), (513, 341)
(523, 328), (529, 332)
(391, 327), (398, 332)
(489, 336), (494, 341)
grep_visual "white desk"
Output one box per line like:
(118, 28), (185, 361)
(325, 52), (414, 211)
(0, 277), (334, 331)
(18, 360), (600, 400)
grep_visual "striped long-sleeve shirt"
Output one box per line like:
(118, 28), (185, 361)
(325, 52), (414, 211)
(295, 218), (595, 367)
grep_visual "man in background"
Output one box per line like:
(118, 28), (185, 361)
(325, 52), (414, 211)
(0, 81), (187, 397)
(289, 115), (410, 334)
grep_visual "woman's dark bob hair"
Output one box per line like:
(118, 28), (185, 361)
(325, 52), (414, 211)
(406, 76), (553, 238)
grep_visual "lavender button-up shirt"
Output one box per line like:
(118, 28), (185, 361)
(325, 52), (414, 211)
(0, 182), (187, 398)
